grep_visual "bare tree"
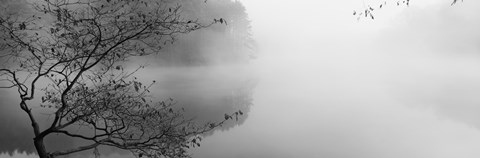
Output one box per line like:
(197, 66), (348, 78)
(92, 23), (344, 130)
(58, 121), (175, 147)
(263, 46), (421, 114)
(0, 0), (240, 157)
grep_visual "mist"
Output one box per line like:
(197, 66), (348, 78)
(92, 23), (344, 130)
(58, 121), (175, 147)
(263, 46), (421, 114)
(3, 0), (480, 158)
(190, 0), (480, 158)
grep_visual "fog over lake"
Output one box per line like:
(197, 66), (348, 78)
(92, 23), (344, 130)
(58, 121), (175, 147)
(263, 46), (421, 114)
(2, 0), (480, 158)
(192, 0), (480, 157)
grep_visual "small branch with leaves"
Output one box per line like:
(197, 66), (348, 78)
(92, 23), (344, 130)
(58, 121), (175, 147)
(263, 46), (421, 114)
(353, 0), (463, 20)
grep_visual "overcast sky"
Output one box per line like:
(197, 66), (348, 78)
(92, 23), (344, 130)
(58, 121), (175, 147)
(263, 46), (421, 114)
(3, 0), (480, 158)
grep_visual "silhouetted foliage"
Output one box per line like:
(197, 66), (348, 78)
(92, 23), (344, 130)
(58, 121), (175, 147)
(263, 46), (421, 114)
(0, 0), (241, 157)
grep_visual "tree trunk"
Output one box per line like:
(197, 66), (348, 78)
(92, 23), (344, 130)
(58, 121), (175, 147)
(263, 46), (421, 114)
(34, 137), (51, 158)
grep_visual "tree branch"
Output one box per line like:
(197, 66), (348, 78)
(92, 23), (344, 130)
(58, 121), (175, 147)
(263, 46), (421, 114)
(50, 142), (100, 157)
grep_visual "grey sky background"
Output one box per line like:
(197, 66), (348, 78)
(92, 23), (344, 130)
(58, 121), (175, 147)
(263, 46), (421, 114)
(3, 0), (480, 158)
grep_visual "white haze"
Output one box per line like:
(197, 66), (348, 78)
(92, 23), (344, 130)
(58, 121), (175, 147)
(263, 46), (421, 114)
(189, 0), (480, 158)
(3, 0), (480, 158)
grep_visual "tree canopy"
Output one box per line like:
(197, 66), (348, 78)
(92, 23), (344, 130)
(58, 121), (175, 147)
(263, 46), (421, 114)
(0, 0), (245, 157)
